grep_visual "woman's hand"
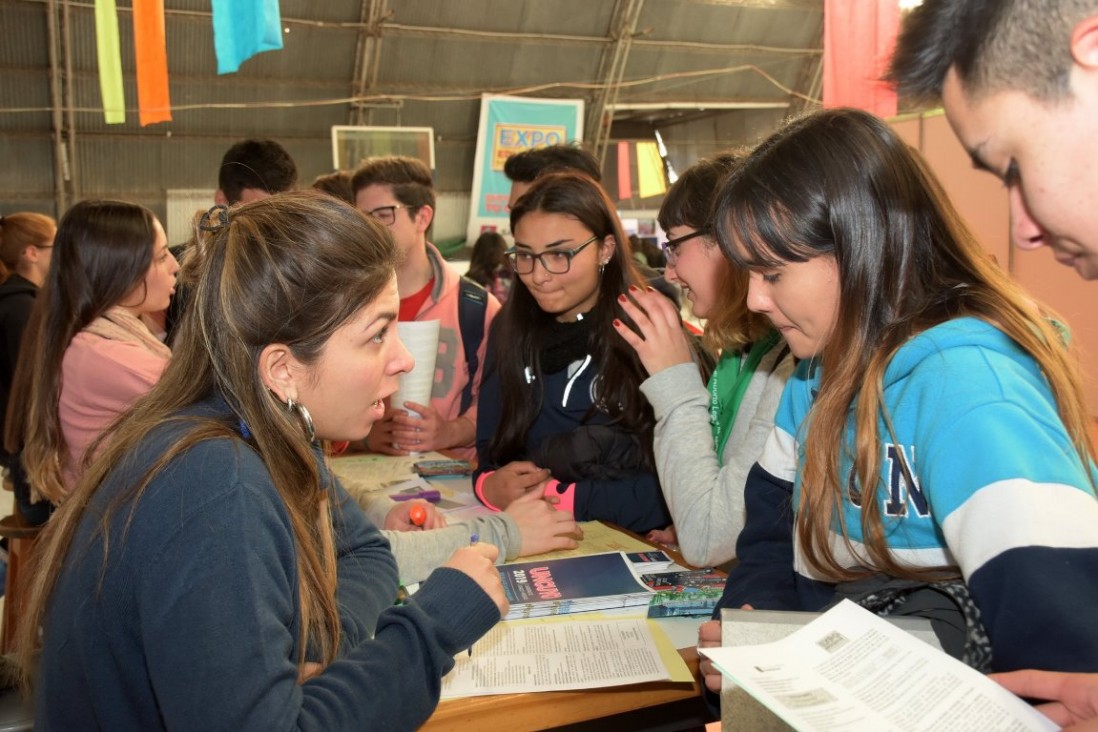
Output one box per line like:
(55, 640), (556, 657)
(389, 402), (449, 453)
(645, 525), (679, 548)
(992, 670), (1098, 731)
(698, 620), (724, 693)
(505, 488), (584, 556)
(364, 409), (403, 455)
(698, 604), (753, 693)
(613, 287), (694, 376)
(383, 500), (447, 531)
(444, 542), (509, 617)
(482, 461), (551, 510)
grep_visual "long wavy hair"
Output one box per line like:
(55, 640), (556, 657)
(714, 108), (1095, 582)
(657, 153), (771, 355)
(5, 200), (156, 503)
(16, 190), (399, 689)
(485, 172), (654, 468)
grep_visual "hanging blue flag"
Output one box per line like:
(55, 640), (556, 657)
(211, 0), (283, 75)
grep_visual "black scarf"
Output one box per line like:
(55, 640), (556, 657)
(539, 314), (593, 374)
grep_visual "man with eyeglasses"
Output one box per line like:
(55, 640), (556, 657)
(351, 156), (500, 459)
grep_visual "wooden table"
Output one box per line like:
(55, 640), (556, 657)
(422, 525), (708, 731)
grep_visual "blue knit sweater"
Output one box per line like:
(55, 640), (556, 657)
(37, 396), (500, 731)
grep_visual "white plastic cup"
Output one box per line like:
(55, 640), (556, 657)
(392, 320), (440, 418)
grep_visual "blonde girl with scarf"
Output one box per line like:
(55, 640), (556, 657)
(6, 200), (178, 502)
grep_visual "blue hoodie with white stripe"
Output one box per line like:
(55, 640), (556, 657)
(718, 317), (1098, 672)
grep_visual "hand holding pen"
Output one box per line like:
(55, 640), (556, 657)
(443, 537), (509, 623)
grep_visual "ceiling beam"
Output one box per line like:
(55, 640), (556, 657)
(588, 0), (646, 164)
(610, 100), (790, 110)
(349, 0), (389, 126)
(676, 0), (822, 10)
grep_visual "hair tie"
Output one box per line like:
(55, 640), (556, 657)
(199, 204), (230, 233)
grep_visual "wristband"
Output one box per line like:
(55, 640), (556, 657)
(473, 470), (502, 512)
(543, 479), (576, 515)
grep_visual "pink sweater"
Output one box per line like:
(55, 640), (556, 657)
(59, 331), (168, 494)
(416, 243), (500, 460)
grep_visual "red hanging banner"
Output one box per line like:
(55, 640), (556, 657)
(823, 0), (899, 118)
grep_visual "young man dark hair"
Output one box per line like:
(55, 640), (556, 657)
(215, 138), (298, 206)
(889, 0), (1098, 280)
(503, 144), (601, 209)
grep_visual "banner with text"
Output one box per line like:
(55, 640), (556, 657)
(467, 95), (584, 244)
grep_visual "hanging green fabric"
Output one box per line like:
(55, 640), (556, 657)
(708, 330), (782, 465)
(94, 0), (126, 124)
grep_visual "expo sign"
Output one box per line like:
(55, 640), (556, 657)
(492, 124), (566, 170)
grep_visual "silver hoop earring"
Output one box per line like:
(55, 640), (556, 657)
(285, 398), (316, 442)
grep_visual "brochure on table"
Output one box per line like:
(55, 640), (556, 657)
(440, 615), (692, 699)
(700, 600), (1057, 732)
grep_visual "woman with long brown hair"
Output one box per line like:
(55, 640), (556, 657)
(5, 201), (177, 503)
(614, 155), (794, 568)
(474, 172), (704, 533)
(697, 108), (1098, 690)
(18, 191), (506, 729)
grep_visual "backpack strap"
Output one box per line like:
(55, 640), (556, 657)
(457, 277), (488, 414)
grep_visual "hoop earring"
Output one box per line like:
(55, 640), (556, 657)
(285, 398), (316, 442)
(598, 260), (607, 276)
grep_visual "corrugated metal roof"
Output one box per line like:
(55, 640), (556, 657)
(1, 0), (827, 218)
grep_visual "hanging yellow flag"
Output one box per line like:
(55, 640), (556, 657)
(637, 141), (667, 199)
(94, 0), (125, 124)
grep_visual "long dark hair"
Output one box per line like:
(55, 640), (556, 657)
(17, 191), (400, 690)
(485, 172), (654, 467)
(715, 107), (1094, 582)
(5, 200), (156, 502)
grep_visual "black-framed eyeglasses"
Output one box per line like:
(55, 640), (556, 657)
(505, 235), (599, 275)
(660, 229), (707, 267)
(364, 204), (412, 227)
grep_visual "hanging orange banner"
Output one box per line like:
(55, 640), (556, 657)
(133, 0), (172, 126)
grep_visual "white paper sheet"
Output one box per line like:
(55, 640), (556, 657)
(701, 600), (1057, 732)
(440, 617), (674, 698)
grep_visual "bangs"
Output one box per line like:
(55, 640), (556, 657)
(718, 196), (819, 270)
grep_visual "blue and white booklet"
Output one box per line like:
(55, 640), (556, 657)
(498, 551), (654, 621)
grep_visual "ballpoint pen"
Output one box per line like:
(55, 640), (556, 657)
(468, 533), (479, 657)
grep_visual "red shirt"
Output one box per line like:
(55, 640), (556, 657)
(399, 278), (434, 321)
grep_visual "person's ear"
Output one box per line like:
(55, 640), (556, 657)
(214, 189), (229, 206)
(414, 204), (434, 234)
(1070, 14), (1098, 69)
(257, 342), (302, 403)
(22, 245), (39, 264)
(599, 235), (617, 265)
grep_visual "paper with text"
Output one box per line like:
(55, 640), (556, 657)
(440, 617), (682, 698)
(519, 521), (658, 563)
(701, 600), (1057, 732)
